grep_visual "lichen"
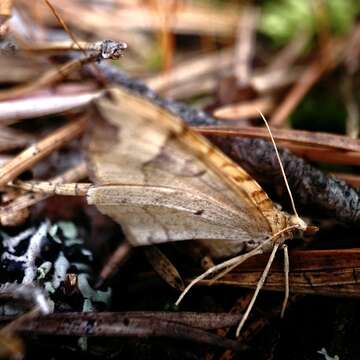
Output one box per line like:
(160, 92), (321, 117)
(1, 220), (112, 317)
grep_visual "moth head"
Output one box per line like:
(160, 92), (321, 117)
(288, 215), (318, 235)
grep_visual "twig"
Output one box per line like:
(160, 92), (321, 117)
(95, 242), (131, 288)
(0, 283), (50, 314)
(146, 48), (233, 94)
(234, 5), (258, 87)
(0, 311), (243, 331)
(269, 39), (344, 126)
(0, 127), (34, 151)
(197, 249), (360, 298)
(213, 97), (274, 120)
(0, 116), (87, 188)
(0, 312), (245, 351)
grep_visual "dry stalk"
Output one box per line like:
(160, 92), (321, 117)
(270, 39), (344, 126)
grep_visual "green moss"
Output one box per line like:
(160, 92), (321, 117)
(260, 0), (360, 45)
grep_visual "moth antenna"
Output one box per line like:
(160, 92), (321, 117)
(257, 110), (300, 220)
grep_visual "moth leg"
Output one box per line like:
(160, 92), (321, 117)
(280, 244), (289, 318)
(208, 256), (251, 285)
(235, 242), (280, 337)
(175, 240), (272, 307)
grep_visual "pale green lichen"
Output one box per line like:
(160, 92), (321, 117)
(57, 221), (78, 239)
(37, 261), (52, 280)
(318, 348), (340, 360)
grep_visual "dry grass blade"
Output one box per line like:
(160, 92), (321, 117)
(196, 125), (360, 152)
(0, 117), (87, 188)
(146, 48), (233, 93)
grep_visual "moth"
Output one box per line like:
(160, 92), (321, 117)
(14, 86), (311, 335)
(87, 87), (307, 249)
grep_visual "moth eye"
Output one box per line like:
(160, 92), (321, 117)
(194, 210), (204, 216)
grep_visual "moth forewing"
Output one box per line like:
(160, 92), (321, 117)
(87, 183), (270, 257)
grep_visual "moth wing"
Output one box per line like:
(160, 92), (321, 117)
(87, 87), (282, 255)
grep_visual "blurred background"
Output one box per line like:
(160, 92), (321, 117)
(6, 0), (360, 135)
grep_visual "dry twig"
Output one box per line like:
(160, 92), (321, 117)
(0, 117), (87, 188)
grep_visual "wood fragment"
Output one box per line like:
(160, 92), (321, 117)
(0, 117), (87, 188)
